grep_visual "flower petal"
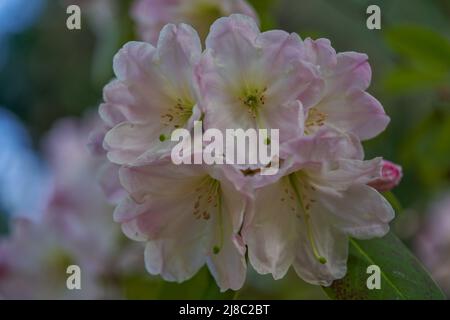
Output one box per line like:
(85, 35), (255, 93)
(205, 14), (261, 85)
(207, 233), (247, 291)
(156, 23), (202, 99)
(224, 0), (260, 25)
(332, 52), (372, 91)
(303, 38), (337, 72)
(307, 158), (383, 193)
(99, 80), (154, 127)
(104, 121), (167, 164)
(318, 89), (390, 141)
(260, 100), (305, 142)
(243, 178), (299, 280)
(281, 127), (364, 163)
(316, 184), (394, 239)
(98, 163), (126, 204)
(144, 235), (209, 283)
(293, 216), (349, 286)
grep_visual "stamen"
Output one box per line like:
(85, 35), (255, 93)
(288, 174), (327, 265)
(191, 178), (224, 254)
(160, 97), (194, 129)
(305, 107), (328, 135)
(240, 87), (267, 119)
(213, 181), (223, 255)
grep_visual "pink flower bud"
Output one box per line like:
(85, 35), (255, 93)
(369, 160), (402, 192)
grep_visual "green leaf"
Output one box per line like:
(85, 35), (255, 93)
(382, 191), (403, 216)
(384, 68), (447, 93)
(248, 0), (278, 31)
(383, 25), (450, 93)
(385, 25), (450, 71)
(323, 232), (446, 300)
(400, 108), (450, 188)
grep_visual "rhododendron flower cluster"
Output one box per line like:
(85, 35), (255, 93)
(96, 14), (402, 291)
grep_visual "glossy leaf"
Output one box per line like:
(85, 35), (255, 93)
(323, 232), (446, 300)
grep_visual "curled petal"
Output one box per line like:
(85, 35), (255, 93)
(332, 52), (372, 91)
(303, 38), (337, 72)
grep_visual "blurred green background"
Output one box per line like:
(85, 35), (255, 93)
(0, 0), (449, 299)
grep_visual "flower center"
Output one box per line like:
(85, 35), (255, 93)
(240, 87), (267, 118)
(160, 98), (194, 130)
(305, 107), (327, 134)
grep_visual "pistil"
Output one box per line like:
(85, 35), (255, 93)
(289, 173), (327, 265)
(240, 87), (267, 119)
(192, 178), (224, 255)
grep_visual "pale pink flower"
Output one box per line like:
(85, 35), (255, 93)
(115, 154), (249, 291)
(100, 24), (203, 165)
(43, 115), (141, 276)
(242, 129), (395, 285)
(368, 160), (402, 192)
(302, 38), (390, 140)
(87, 122), (125, 204)
(0, 115), (143, 299)
(415, 194), (450, 295)
(0, 218), (104, 299)
(196, 14), (324, 144)
(131, 0), (258, 44)
(45, 114), (123, 212)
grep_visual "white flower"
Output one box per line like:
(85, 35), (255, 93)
(242, 129), (394, 285)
